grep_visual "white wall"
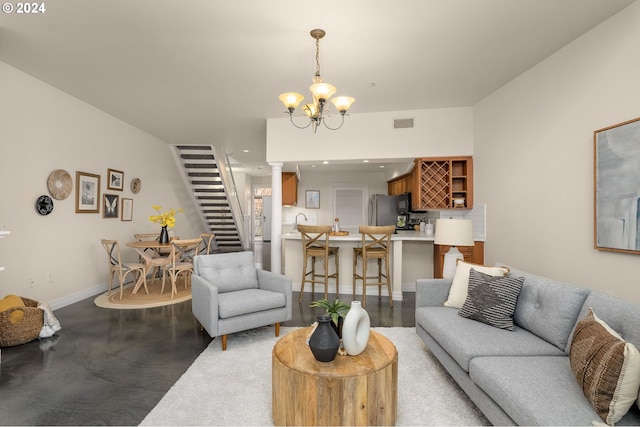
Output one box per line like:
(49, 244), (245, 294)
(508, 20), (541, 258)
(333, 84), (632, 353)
(266, 107), (474, 163)
(0, 61), (204, 308)
(474, 2), (640, 303)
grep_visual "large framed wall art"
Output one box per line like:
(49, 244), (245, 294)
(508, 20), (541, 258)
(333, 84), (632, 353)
(594, 117), (640, 254)
(75, 171), (101, 213)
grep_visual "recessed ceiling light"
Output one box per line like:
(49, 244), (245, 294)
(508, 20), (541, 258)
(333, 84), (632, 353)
(323, 161), (329, 164)
(243, 149), (249, 153)
(379, 165), (385, 168)
(363, 160), (369, 163)
(311, 165), (316, 168)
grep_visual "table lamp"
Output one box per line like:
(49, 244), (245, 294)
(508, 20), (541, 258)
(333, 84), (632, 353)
(434, 219), (474, 278)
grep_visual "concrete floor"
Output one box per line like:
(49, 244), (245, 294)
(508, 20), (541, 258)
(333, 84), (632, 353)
(0, 244), (415, 425)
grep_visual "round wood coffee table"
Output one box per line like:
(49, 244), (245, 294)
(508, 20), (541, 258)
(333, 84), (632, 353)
(272, 327), (398, 426)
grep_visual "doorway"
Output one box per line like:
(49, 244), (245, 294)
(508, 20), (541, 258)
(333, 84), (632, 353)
(251, 184), (272, 270)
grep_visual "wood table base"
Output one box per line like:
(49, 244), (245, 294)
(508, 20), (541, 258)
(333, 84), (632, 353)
(272, 327), (397, 426)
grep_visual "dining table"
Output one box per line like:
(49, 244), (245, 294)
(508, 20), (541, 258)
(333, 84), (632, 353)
(125, 240), (173, 294)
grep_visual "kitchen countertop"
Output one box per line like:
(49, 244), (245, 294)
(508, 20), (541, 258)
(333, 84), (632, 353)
(281, 230), (436, 241)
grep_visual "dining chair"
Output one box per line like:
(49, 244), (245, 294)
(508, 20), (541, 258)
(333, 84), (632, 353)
(163, 238), (202, 298)
(101, 239), (148, 300)
(297, 225), (340, 302)
(133, 232), (162, 259)
(352, 225), (395, 307)
(198, 233), (218, 255)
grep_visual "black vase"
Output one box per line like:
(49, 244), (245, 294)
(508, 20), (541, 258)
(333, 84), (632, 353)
(309, 315), (340, 362)
(330, 316), (344, 339)
(159, 226), (169, 244)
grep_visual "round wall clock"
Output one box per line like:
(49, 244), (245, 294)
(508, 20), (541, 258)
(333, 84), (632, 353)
(36, 195), (54, 216)
(131, 178), (141, 194)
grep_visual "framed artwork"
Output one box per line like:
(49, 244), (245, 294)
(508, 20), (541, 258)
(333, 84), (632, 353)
(121, 198), (133, 221)
(107, 168), (124, 191)
(103, 194), (119, 218)
(75, 171), (100, 213)
(305, 190), (320, 209)
(594, 116), (640, 254)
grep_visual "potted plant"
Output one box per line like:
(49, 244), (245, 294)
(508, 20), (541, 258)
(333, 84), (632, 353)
(310, 298), (350, 338)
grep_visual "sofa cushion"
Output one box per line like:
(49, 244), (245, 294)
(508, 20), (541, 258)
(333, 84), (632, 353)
(459, 269), (524, 331)
(217, 289), (286, 319)
(193, 252), (258, 293)
(444, 261), (509, 308)
(507, 266), (589, 351)
(416, 306), (564, 372)
(570, 309), (640, 425)
(469, 356), (640, 426)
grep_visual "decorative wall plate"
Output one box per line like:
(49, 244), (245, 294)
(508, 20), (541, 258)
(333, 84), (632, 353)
(131, 178), (141, 194)
(47, 169), (73, 200)
(36, 195), (54, 215)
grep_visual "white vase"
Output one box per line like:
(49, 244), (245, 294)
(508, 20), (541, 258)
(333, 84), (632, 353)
(342, 301), (370, 356)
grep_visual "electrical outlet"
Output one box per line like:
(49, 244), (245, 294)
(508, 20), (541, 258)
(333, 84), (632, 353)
(48, 273), (53, 283)
(29, 278), (35, 288)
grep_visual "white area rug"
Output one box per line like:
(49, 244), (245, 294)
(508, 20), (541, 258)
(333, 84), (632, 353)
(140, 327), (488, 426)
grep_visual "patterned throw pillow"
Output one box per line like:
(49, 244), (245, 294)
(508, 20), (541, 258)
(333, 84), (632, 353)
(458, 268), (524, 330)
(570, 309), (640, 425)
(444, 260), (510, 308)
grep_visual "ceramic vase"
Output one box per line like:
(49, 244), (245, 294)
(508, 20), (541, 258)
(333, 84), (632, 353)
(342, 301), (370, 356)
(159, 226), (169, 244)
(308, 315), (340, 362)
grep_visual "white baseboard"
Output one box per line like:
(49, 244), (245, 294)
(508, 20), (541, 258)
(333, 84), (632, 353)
(49, 282), (109, 311)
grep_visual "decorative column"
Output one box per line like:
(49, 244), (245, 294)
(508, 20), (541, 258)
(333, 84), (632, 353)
(270, 163), (283, 274)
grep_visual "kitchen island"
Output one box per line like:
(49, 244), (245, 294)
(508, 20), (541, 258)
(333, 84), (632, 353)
(281, 230), (437, 302)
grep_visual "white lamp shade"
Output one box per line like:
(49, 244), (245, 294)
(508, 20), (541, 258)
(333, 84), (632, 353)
(434, 219), (474, 246)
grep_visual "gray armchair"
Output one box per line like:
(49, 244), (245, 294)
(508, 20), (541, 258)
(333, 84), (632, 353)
(191, 251), (292, 350)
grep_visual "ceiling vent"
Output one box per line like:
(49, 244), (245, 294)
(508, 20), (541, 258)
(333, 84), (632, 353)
(393, 118), (414, 129)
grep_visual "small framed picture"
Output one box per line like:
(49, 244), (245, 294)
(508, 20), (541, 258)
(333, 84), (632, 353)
(107, 168), (124, 191)
(121, 198), (133, 222)
(103, 194), (119, 218)
(75, 171), (101, 213)
(305, 190), (320, 209)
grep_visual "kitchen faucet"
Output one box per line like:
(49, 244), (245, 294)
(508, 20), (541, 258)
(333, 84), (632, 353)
(294, 213), (308, 231)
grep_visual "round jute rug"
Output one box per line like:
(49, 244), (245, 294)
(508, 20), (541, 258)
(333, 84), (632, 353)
(94, 277), (191, 309)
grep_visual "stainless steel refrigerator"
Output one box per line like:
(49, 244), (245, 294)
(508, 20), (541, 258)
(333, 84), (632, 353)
(368, 194), (398, 226)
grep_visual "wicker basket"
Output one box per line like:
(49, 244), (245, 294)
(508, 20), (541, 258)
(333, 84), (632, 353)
(0, 296), (44, 347)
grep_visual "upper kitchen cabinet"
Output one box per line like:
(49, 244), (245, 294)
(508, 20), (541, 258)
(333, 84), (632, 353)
(413, 156), (473, 210)
(388, 156), (473, 209)
(282, 172), (298, 206)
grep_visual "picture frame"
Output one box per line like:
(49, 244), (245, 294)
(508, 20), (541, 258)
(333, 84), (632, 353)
(103, 194), (119, 219)
(121, 198), (133, 221)
(107, 168), (124, 191)
(75, 171), (101, 213)
(305, 190), (320, 209)
(594, 116), (640, 254)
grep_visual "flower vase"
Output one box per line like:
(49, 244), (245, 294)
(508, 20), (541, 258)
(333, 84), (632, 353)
(342, 301), (370, 356)
(308, 315), (340, 362)
(159, 226), (169, 244)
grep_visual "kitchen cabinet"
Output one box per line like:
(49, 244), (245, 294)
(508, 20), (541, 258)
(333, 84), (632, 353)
(387, 171), (413, 195)
(412, 156), (473, 210)
(433, 241), (484, 279)
(282, 172), (298, 206)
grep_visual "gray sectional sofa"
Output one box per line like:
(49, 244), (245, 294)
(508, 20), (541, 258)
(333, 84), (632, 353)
(415, 266), (640, 426)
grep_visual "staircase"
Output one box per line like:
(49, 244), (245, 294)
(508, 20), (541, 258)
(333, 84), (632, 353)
(172, 145), (245, 252)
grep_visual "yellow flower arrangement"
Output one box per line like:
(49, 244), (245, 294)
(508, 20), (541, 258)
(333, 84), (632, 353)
(149, 205), (183, 228)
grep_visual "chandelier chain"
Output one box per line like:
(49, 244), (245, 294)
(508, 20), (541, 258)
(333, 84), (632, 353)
(315, 37), (321, 78)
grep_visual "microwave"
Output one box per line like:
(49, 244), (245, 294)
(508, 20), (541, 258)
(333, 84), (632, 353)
(396, 192), (411, 214)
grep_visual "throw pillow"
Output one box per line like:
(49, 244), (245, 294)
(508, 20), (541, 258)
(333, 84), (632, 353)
(458, 268), (524, 330)
(0, 294), (25, 324)
(570, 308), (640, 425)
(444, 260), (509, 308)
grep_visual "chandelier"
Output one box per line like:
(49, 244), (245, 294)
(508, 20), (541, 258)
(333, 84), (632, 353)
(279, 29), (355, 133)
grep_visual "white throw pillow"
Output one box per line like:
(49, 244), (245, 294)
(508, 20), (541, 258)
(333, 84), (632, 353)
(444, 260), (509, 308)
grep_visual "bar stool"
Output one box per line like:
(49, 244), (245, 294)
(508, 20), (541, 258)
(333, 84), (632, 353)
(353, 225), (395, 307)
(298, 225), (340, 302)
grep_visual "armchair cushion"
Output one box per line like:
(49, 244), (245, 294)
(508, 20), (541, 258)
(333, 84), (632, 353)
(218, 289), (286, 319)
(193, 251), (258, 293)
